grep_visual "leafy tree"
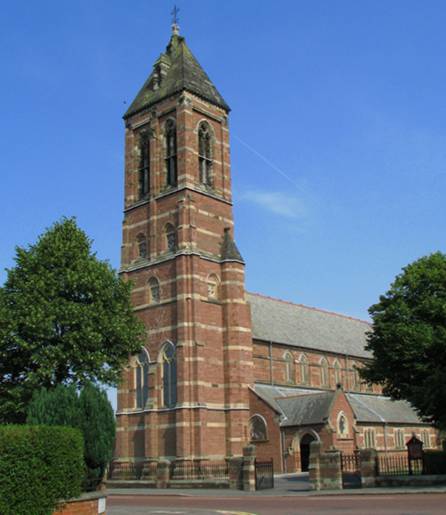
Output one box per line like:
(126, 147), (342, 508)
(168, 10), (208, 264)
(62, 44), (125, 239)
(0, 218), (144, 422)
(362, 252), (446, 429)
(26, 385), (81, 428)
(79, 383), (116, 487)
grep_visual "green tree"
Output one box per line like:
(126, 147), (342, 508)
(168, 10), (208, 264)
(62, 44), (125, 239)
(362, 252), (446, 429)
(26, 385), (81, 428)
(26, 383), (116, 490)
(79, 383), (116, 487)
(0, 218), (144, 423)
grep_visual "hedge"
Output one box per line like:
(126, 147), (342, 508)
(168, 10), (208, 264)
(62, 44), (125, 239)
(0, 425), (84, 515)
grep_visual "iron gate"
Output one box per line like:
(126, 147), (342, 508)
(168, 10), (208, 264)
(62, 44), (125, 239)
(255, 459), (274, 490)
(341, 451), (361, 489)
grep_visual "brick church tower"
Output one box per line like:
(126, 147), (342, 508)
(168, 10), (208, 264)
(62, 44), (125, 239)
(113, 24), (253, 477)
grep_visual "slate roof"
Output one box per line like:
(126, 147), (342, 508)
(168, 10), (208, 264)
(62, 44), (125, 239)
(276, 392), (335, 427)
(347, 393), (422, 425)
(125, 34), (229, 118)
(247, 293), (372, 359)
(220, 228), (244, 263)
(252, 384), (424, 426)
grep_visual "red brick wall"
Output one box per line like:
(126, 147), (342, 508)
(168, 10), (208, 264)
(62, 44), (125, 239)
(53, 495), (105, 515)
(248, 389), (283, 472)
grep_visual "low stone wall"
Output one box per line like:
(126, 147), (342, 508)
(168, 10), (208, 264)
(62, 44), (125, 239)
(53, 492), (106, 515)
(376, 474), (446, 487)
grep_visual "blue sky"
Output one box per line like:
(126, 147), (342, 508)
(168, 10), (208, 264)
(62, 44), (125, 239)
(1, 1), (445, 395)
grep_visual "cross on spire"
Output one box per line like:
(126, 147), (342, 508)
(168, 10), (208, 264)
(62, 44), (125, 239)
(171, 5), (180, 35)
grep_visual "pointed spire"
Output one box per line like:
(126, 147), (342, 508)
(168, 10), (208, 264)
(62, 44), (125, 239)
(221, 228), (244, 263)
(124, 29), (229, 119)
(171, 5), (180, 36)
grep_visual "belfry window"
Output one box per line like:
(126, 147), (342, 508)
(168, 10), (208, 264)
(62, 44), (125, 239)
(198, 122), (212, 186)
(137, 233), (148, 259)
(138, 133), (150, 199)
(162, 342), (177, 408)
(136, 350), (150, 409)
(249, 415), (268, 442)
(148, 277), (160, 304)
(165, 119), (177, 187)
(165, 224), (176, 253)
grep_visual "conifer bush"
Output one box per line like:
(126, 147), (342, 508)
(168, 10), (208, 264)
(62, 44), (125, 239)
(0, 425), (84, 515)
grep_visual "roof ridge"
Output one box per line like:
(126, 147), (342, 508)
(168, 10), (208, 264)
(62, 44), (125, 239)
(247, 291), (371, 326)
(275, 391), (333, 401)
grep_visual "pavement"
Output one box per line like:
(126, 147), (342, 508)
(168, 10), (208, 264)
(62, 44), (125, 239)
(106, 472), (446, 498)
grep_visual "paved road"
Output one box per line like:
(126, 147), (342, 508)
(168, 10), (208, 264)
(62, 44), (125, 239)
(108, 492), (446, 514)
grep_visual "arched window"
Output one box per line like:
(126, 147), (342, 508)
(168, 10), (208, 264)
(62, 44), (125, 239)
(207, 274), (220, 300)
(299, 354), (309, 385)
(333, 360), (342, 386)
(136, 349), (150, 409)
(198, 122), (212, 186)
(165, 119), (177, 187)
(351, 362), (360, 391)
(165, 224), (176, 253)
(162, 342), (177, 408)
(320, 357), (329, 387)
(337, 412), (348, 437)
(138, 132), (150, 199)
(249, 415), (268, 442)
(137, 233), (148, 259)
(148, 277), (160, 304)
(284, 352), (294, 384)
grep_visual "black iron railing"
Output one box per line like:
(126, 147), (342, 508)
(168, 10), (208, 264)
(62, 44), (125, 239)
(255, 459), (274, 490)
(377, 453), (422, 476)
(341, 451), (361, 473)
(170, 462), (229, 480)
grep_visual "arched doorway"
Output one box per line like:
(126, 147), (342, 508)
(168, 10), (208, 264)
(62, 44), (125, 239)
(300, 433), (316, 472)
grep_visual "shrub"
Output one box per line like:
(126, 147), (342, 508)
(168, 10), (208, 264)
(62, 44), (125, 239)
(79, 383), (116, 489)
(424, 450), (446, 475)
(26, 383), (115, 490)
(0, 425), (84, 515)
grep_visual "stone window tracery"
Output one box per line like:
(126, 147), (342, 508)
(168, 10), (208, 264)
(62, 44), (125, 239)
(137, 233), (148, 259)
(284, 352), (294, 384)
(320, 357), (329, 387)
(162, 342), (177, 408)
(337, 412), (348, 437)
(148, 277), (160, 304)
(165, 224), (177, 253)
(165, 119), (177, 187)
(334, 360), (342, 386)
(198, 122), (213, 186)
(299, 354), (309, 385)
(138, 132), (150, 199)
(135, 349), (150, 409)
(249, 415), (268, 442)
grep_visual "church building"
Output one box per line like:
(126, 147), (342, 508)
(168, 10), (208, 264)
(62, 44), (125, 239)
(113, 24), (438, 479)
